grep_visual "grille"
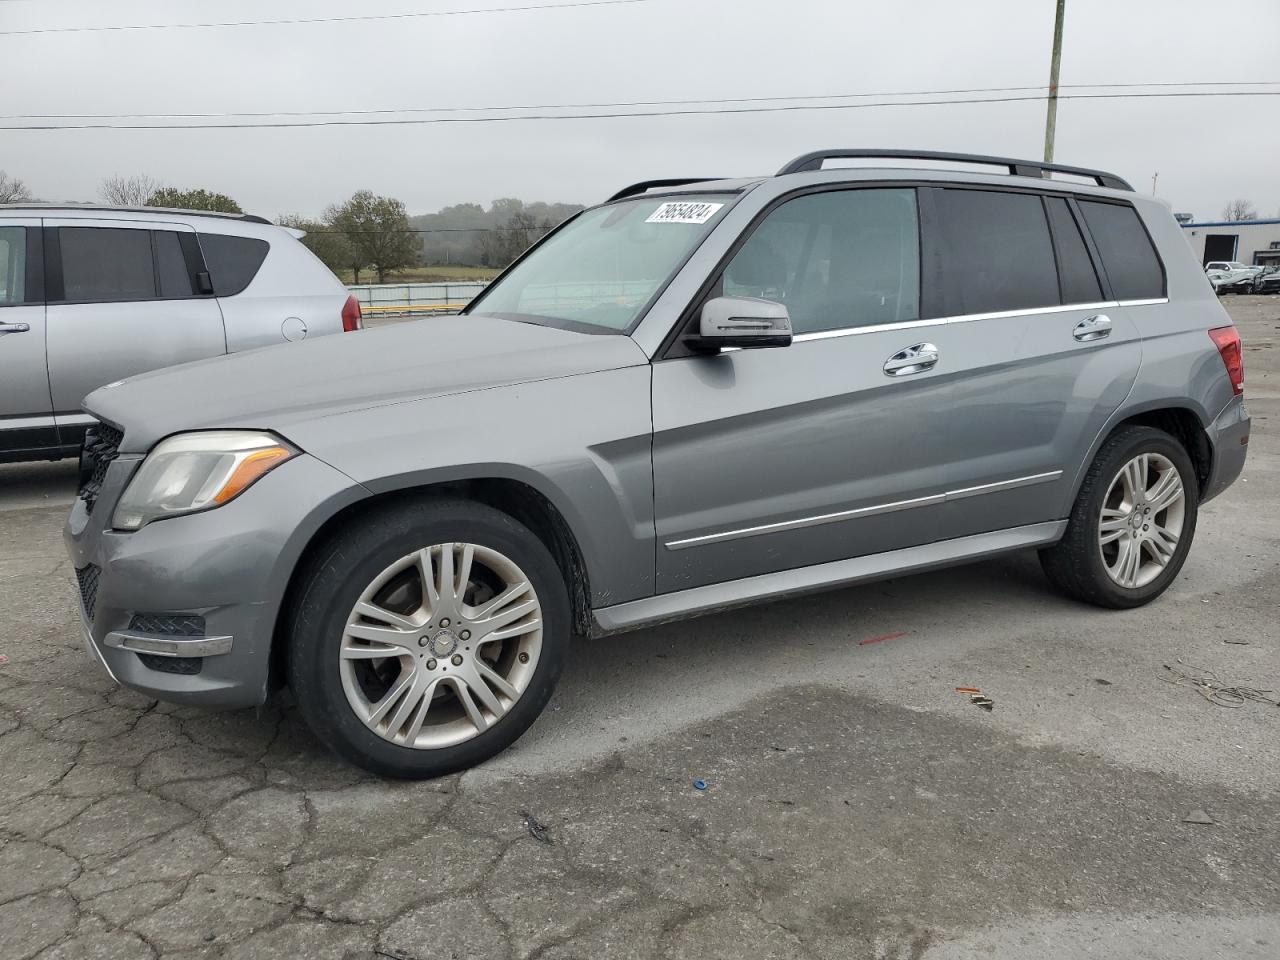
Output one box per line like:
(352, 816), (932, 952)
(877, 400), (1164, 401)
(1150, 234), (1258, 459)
(79, 423), (125, 514)
(75, 564), (100, 620)
(128, 613), (207, 637)
(137, 654), (202, 675)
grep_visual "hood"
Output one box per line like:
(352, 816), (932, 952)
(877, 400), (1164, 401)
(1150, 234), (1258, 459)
(85, 316), (648, 452)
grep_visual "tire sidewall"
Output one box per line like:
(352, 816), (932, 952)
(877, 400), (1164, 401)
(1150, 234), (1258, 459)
(289, 501), (569, 779)
(1078, 429), (1199, 608)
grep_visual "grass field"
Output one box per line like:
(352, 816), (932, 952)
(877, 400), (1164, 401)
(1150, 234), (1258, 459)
(340, 265), (501, 284)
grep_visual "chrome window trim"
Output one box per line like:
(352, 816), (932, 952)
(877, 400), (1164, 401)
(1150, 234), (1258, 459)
(788, 298), (1167, 343)
(665, 470), (1063, 551)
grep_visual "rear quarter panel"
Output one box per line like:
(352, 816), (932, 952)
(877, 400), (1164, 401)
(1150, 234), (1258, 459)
(1122, 202), (1236, 423)
(200, 222), (348, 352)
(1058, 198), (1237, 513)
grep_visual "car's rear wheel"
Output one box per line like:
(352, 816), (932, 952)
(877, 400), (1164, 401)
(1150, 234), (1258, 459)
(287, 499), (568, 778)
(1040, 425), (1198, 609)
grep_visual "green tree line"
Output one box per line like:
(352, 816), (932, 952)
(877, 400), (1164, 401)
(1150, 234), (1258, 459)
(89, 173), (582, 284)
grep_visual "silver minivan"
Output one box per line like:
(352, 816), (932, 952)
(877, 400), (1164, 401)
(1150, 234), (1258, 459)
(0, 204), (357, 463)
(65, 151), (1249, 779)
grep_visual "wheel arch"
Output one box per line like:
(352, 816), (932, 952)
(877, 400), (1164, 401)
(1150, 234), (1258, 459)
(268, 474), (595, 692)
(1067, 402), (1212, 513)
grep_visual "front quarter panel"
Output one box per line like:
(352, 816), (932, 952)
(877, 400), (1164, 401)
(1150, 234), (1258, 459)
(283, 364), (656, 606)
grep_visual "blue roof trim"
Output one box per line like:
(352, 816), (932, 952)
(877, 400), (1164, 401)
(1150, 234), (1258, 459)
(1180, 219), (1280, 229)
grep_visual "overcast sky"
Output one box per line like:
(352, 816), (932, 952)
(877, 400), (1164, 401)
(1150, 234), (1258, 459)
(3, 0), (1278, 221)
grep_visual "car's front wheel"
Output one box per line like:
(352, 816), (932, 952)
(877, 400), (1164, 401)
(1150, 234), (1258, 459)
(287, 499), (569, 778)
(1040, 425), (1198, 609)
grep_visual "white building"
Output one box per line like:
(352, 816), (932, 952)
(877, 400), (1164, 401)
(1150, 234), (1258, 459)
(1181, 219), (1280, 267)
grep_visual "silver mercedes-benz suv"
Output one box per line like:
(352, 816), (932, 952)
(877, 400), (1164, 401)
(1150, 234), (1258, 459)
(64, 150), (1250, 778)
(1, 204), (359, 463)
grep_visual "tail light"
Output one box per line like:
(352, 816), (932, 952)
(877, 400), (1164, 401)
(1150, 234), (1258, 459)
(341, 295), (363, 332)
(1208, 325), (1243, 395)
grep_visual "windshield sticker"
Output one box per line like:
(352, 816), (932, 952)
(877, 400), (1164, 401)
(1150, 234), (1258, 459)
(645, 201), (724, 224)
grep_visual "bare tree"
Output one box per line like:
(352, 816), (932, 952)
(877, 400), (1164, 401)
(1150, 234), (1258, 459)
(0, 170), (31, 203)
(481, 209), (546, 267)
(1221, 198), (1258, 222)
(99, 173), (162, 207)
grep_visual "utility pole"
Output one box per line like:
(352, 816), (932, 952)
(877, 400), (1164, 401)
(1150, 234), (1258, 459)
(1151, 171), (1159, 195)
(1043, 0), (1066, 164)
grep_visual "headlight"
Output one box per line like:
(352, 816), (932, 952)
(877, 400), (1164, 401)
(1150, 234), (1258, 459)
(112, 430), (298, 531)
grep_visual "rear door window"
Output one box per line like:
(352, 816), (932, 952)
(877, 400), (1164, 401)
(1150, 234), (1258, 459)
(1076, 201), (1165, 300)
(1044, 197), (1103, 304)
(59, 227), (155, 302)
(0, 226), (27, 305)
(933, 189), (1059, 315)
(198, 234), (268, 297)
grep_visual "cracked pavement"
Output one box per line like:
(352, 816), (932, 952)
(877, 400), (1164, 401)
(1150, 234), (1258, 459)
(1, 298), (1279, 959)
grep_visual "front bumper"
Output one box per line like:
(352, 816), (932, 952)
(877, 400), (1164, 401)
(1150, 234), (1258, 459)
(1202, 394), (1250, 503)
(64, 451), (363, 709)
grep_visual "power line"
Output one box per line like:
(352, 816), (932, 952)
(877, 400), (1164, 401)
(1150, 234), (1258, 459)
(4, 90), (1278, 131)
(7, 80), (1278, 122)
(0, 0), (647, 36)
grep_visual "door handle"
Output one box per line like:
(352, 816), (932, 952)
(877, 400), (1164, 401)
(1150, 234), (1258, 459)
(0, 322), (31, 334)
(1073, 314), (1112, 342)
(883, 342), (939, 377)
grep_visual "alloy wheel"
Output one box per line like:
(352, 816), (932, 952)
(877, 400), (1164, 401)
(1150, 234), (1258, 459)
(339, 542), (543, 749)
(1097, 452), (1186, 589)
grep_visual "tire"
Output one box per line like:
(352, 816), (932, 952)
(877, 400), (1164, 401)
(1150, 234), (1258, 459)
(287, 498), (569, 779)
(1040, 426), (1198, 609)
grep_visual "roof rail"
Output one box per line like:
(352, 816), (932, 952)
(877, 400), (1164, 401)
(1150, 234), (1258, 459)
(776, 149), (1133, 191)
(606, 178), (722, 203)
(0, 201), (273, 224)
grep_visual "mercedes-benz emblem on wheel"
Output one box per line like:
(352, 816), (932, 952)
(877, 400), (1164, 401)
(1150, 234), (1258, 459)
(429, 629), (459, 658)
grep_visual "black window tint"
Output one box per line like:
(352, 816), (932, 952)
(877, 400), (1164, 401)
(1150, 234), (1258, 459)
(0, 226), (25, 305)
(723, 188), (919, 335)
(1045, 197), (1102, 304)
(154, 230), (193, 298)
(198, 233), (268, 297)
(934, 189), (1059, 314)
(1077, 200), (1165, 300)
(59, 227), (155, 302)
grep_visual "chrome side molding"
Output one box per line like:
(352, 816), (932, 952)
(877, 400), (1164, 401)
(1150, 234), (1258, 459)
(666, 470), (1063, 551)
(595, 520), (1067, 635)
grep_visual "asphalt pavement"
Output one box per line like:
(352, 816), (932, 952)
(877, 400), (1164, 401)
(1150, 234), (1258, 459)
(1, 297), (1277, 959)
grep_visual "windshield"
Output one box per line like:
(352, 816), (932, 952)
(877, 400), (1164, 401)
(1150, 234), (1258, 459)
(466, 195), (734, 334)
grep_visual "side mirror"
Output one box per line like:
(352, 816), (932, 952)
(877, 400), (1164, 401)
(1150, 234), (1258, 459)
(685, 296), (792, 351)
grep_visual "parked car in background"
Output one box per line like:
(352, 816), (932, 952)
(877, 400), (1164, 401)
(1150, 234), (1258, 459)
(1250, 266), (1280, 294)
(66, 150), (1248, 779)
(1204, 260), (1263, 295)
(0, 204), (360, 463)
(1205, 261), (1262, 275)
